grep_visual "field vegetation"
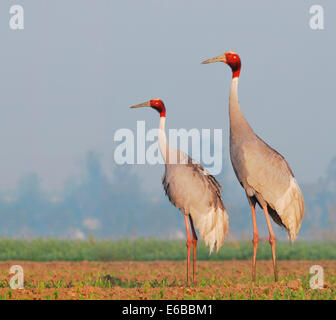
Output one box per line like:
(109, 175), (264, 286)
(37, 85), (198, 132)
(0, 238), (335, 261)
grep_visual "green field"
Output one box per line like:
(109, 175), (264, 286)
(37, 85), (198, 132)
(0, 238), (335, 261)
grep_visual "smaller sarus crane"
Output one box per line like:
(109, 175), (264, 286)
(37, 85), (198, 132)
(202, 51), (305, 282)
(131, 99), (229, 285)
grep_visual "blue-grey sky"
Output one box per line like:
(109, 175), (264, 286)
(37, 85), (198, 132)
(0, 0), (335, 195)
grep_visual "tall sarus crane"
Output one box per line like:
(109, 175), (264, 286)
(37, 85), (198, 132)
(202, 51), (305, 282)
(131, 99), (229, 285)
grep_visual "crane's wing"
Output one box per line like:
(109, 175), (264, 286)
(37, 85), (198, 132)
(162, 151), (228, 253)
(242, 140), (305, 242)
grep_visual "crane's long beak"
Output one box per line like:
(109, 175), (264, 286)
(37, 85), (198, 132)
(201, 54), (226, 64)
(130, 101), (151, 109)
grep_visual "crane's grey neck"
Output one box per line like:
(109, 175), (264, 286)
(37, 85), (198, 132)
(159, 116), (177, 164)
(158, 116), (182, 165)
(158, 117), (168, 162)
(229, 77), (255, 141)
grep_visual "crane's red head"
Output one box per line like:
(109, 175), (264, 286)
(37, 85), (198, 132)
(149, 99), (166, 117)
(202, 51), (241, 78)
(130, 98), (166, 117)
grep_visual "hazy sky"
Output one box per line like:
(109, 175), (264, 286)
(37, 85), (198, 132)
(0, 1), (335, 193)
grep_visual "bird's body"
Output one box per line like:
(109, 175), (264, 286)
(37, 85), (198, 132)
(202, 51), (305, 281)
(131, 99), (228, 284)
(229, 77), (304, 241)
(162, 155), (228, 253)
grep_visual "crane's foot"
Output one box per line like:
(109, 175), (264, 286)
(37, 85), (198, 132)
(269, 236), (278, 282)
(192, 238), (197, 286)
(186, 239), (192, 286)
(189, 216), (198, 287)
(252, 268), (257, 282)
(184, 215), (192, 287)
(262, 205), (278, 283)
(273, 264), (279, 282)
(251, 235), (259, 282)
(250, 202), (259, 283)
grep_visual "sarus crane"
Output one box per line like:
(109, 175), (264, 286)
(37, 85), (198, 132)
(131, 98), (229, 285)
(202, 51), (305, 282)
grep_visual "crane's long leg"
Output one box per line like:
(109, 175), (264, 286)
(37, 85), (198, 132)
(262, 205), (278, 282)
(184, 215), (192, 286)
(249, 199), (259, 282)
(189, 215), (198, 285)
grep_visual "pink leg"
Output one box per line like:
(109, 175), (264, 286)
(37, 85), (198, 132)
(184, 215), (192, 286)
(250, 203), (259, 282)
(189, 215), (198, 284)
(262, 205), (278, 282)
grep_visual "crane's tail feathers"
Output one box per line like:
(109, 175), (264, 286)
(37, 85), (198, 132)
(271, 178), (305, 242)
(191, 207), (229, 254)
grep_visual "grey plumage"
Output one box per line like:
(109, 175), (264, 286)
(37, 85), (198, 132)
(229, 77), (305, 241)
(162, 154), (228, 253)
